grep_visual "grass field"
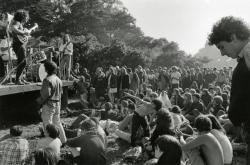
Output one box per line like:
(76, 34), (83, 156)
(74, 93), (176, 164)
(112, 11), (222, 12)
(0, 104), (247, 165)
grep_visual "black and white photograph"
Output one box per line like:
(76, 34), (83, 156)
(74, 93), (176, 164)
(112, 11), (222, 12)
(0, 0), (249, 164)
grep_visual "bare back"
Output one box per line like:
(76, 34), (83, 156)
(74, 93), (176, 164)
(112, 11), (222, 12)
(182, 132), (224, 165)
(200, 133), (224, 165)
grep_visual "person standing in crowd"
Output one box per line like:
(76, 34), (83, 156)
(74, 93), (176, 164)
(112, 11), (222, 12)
(37, 61), (67, 143)
(107, 67), (117, 103)
(170, 66), (181, 90)
(196, 68), (203, 89)
(118, 67), (130, 97)
(92, 67), (107, 100)
(0, 126), (29, 164)
(60, 34), (73, 80)
(10, 10), (30, 85)
(130, 71), (140, 94)
(136, 65), (145, 92)
(208, 16), (250, 164)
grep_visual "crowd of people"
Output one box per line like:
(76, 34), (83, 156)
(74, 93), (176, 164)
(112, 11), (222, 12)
(0, 61), (237, 165)
(0, 14), (250, 165)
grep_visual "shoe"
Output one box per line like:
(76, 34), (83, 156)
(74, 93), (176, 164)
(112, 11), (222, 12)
(15, 80), (25, 85)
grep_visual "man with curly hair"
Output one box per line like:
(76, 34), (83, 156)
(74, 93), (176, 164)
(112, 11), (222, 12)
(10, 10), (30, 85)
(208, 16), (250, 165)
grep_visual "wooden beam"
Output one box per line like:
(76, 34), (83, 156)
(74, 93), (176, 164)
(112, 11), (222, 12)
(0, 81), (74, 96)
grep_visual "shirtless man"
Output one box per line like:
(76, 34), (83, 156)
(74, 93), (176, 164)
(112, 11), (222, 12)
(178, 115), (224, 165)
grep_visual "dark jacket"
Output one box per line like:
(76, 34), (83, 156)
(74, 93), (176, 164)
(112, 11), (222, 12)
(109, 74), (117, 88)
(229, 57), (250, 126)
(190, 101), (205, 114)
(119, 74), (130, 89)
(67, 133), (106, 165)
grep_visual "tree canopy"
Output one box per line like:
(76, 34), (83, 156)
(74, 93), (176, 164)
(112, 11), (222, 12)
(0, 0), (203, 72)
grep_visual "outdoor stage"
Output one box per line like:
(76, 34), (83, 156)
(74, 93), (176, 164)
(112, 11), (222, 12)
(0, 81), (73, 96)
(0, 81), (74, 126)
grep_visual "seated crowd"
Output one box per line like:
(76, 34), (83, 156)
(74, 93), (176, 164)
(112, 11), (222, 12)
(0, 65), (239, 165)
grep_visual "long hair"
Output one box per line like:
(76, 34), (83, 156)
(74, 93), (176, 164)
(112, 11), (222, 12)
(207, 114), (226, 134)
(156, 135), (182, 165)
(63, 34), (70, 44)
(208, 16), (250, 45)
(13, 9), (29, 23)
(184, 92), (193, 105)
(34, 148), (58, 165)
(156, 108), (173, 132)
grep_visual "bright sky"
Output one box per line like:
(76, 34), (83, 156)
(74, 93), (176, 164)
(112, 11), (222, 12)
(121, 0), (250, 55)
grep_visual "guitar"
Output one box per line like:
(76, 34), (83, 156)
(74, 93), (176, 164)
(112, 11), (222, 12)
(17, 23), (38, 44)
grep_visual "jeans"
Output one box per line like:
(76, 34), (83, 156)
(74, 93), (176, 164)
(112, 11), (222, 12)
(12, 42), (26, 82)
(60, 54), (71, 80)
(41, 102), (67, 143)
(0, 56), (5, 77)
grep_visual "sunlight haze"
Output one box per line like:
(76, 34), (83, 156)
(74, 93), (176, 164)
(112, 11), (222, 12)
(121, 0), (250, 55)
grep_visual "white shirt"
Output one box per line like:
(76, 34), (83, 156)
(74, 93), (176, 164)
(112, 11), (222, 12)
(171, 113), (183, 128)
(0, 39), (15, 61)
(36, 137), (62, 157)
(0, 39), (9, 55)
(171, 71), (181, 84)
(210, 129), (233, 164)
(59, 42), (73, 55)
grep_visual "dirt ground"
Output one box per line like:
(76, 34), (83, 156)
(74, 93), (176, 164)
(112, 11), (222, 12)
(0, 100), (247, 165)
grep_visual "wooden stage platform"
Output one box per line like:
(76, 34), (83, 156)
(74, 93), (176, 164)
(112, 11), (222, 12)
(0, 81), (74, 96)
(0, 81), (74, 125)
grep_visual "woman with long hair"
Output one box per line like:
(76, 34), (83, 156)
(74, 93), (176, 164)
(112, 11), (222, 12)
(107, 67), (117, 103)
(59, 34), (73, 80)
(130, 71), (140, 94)
(155, 135), (182, 165)
(182, 92), (193, 115)
(150, 108), (175, 148)
(207, 114), (233, 165)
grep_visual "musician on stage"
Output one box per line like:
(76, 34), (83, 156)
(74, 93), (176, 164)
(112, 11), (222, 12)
(10, 10), (30, 85)
(59, 34), (73, 80)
